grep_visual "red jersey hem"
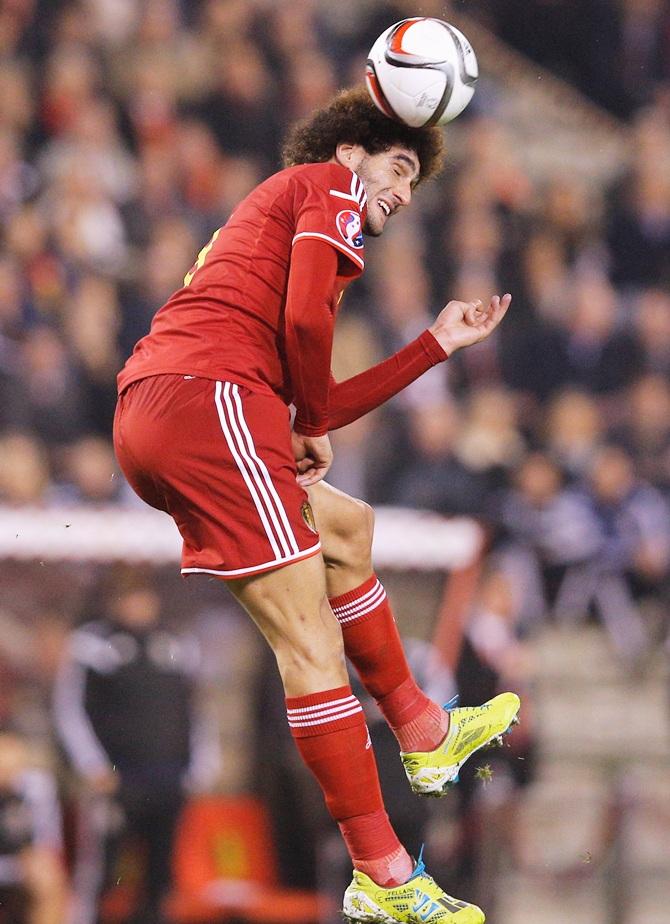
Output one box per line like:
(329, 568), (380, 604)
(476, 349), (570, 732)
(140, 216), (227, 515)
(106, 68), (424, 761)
(117, 369), (279, 400)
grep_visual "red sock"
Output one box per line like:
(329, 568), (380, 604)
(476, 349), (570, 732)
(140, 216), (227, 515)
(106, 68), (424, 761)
(329, 577), (449, 752)
(287, 685), (411, 886)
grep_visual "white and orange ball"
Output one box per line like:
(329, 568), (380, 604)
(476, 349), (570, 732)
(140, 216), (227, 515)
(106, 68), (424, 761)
(366, 18), (478, 127)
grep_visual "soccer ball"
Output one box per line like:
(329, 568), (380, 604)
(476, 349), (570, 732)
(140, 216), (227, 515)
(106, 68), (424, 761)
(365, 18), (478, 128)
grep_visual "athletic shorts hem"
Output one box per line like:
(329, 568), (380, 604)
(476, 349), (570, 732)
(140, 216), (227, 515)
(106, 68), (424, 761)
(181, 541), (322, 580)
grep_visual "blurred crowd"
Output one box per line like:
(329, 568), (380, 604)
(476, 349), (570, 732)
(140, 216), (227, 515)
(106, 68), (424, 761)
(0, 0), (666, 507)
(1, 0), (670, 918)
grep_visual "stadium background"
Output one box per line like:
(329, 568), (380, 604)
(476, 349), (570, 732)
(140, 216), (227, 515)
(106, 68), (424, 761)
(0, 0), (669, 922)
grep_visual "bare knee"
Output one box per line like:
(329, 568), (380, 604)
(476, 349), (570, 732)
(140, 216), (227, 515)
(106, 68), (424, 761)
(316, 489), (375, 571)
(336, 495), (374, 558)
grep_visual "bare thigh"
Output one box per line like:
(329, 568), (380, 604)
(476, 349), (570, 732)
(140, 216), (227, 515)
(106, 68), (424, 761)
(227, 551), (347, 696)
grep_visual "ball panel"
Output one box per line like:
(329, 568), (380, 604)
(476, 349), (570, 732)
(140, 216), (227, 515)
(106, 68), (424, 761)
(388, 70), (448, 128)
(393, 18), (455, 62)
(364, 62), (398, 120)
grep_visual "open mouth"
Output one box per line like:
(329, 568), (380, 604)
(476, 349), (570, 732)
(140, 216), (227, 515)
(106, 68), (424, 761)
(378, 200), (391, 217)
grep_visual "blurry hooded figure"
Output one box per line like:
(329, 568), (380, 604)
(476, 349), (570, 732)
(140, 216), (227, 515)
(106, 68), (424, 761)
(53, 566), (220, 924)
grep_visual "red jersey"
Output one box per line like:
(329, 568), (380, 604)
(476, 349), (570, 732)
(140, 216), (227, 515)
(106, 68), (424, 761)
(117, 162), (367, 414)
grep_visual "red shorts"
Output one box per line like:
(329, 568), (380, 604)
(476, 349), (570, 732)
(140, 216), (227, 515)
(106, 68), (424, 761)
(113, 375), (321, 579)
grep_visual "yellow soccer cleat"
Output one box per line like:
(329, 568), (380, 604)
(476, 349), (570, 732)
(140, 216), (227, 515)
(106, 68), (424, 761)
(342, 853), (484, 924)
(401, 692), (521, 797)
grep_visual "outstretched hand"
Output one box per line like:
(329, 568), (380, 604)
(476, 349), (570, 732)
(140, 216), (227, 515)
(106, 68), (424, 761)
(429, 293), (512, 356)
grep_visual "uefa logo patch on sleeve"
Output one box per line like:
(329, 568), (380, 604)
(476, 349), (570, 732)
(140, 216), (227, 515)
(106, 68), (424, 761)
(336, 210), (364, 249)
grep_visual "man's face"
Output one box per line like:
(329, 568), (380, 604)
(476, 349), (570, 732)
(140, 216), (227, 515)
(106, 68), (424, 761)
(353, 145), (421, 236)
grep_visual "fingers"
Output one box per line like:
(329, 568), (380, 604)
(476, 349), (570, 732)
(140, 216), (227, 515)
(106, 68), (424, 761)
(473, 293), (511, 329)
(464, 298), (483, 325)
(297, 463), (329, 487)
(488, 292), (511, 326)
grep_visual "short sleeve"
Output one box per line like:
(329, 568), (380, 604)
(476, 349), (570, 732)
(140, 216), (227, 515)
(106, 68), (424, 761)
(291, 166), (366, 272)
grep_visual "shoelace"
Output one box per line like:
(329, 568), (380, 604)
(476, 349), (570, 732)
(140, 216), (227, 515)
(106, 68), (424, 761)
(409, 844), (426, 880)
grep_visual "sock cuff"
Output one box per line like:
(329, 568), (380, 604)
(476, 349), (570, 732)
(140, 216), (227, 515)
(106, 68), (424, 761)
(329, 575), (387, 627)
(286, 685), (365, 738)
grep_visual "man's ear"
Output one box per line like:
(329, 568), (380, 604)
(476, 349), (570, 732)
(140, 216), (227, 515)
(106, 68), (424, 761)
(334, 143), (363, 170)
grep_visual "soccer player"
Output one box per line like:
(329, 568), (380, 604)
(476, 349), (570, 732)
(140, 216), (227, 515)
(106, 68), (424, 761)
(114, 88), (519, 924)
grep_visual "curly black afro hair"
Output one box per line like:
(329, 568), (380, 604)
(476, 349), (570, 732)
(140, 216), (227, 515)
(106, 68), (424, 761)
(282, 87), (445, 183)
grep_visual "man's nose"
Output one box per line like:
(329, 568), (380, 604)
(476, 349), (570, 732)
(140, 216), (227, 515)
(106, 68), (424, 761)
(394, 181), (412, 207)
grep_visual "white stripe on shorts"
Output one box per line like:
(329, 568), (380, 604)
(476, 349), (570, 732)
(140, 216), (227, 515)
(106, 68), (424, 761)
(226, 383), (299, 555)
(214, 381), (297, 559)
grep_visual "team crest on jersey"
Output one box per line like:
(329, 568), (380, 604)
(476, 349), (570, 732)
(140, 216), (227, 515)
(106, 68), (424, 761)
(301, 501), (318, 533)
(336, 210), (363, 249)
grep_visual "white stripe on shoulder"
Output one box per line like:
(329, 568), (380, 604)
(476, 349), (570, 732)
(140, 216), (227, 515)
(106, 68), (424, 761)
(328, 188), (360, 204)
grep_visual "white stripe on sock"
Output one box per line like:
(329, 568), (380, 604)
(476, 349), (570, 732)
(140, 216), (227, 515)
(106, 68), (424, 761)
(287, 695), (358, 716)
(288, 705), (363, 728)
(331, 582), (387, 622)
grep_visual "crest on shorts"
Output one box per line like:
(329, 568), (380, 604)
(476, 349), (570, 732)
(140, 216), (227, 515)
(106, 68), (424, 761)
(301, 501), (318, 533)
(336, 209), (363, 249)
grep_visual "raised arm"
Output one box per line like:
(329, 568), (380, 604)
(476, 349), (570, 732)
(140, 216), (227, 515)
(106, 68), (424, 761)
(328, 294), (511, 430)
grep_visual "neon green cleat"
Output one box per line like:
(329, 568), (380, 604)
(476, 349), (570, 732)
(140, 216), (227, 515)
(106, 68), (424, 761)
(342, 854), (484, 924)
(401, 692), (521, 797)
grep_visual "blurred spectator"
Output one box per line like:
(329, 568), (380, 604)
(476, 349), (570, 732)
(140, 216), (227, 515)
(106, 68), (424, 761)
(390, 401), (491, 516)
(607, 108), (670, 288)
(53, 567), (220, 924)
(632, 286), (670, 377)
(21, 326), (86, 447)
(610, 373), (670, 490)
(542, 389), (605, 481)
(65, 275), (121, 435)
(554, 444), (670, 661)
(0, 433), (50, 505)
(500, 451), (602, 615)
(454, 386), (526, 497)
(51, 436), (121, 505)
(558, 271), (644, 394)
(190, 39), (282, 172)
(0, 730), (68, 924)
